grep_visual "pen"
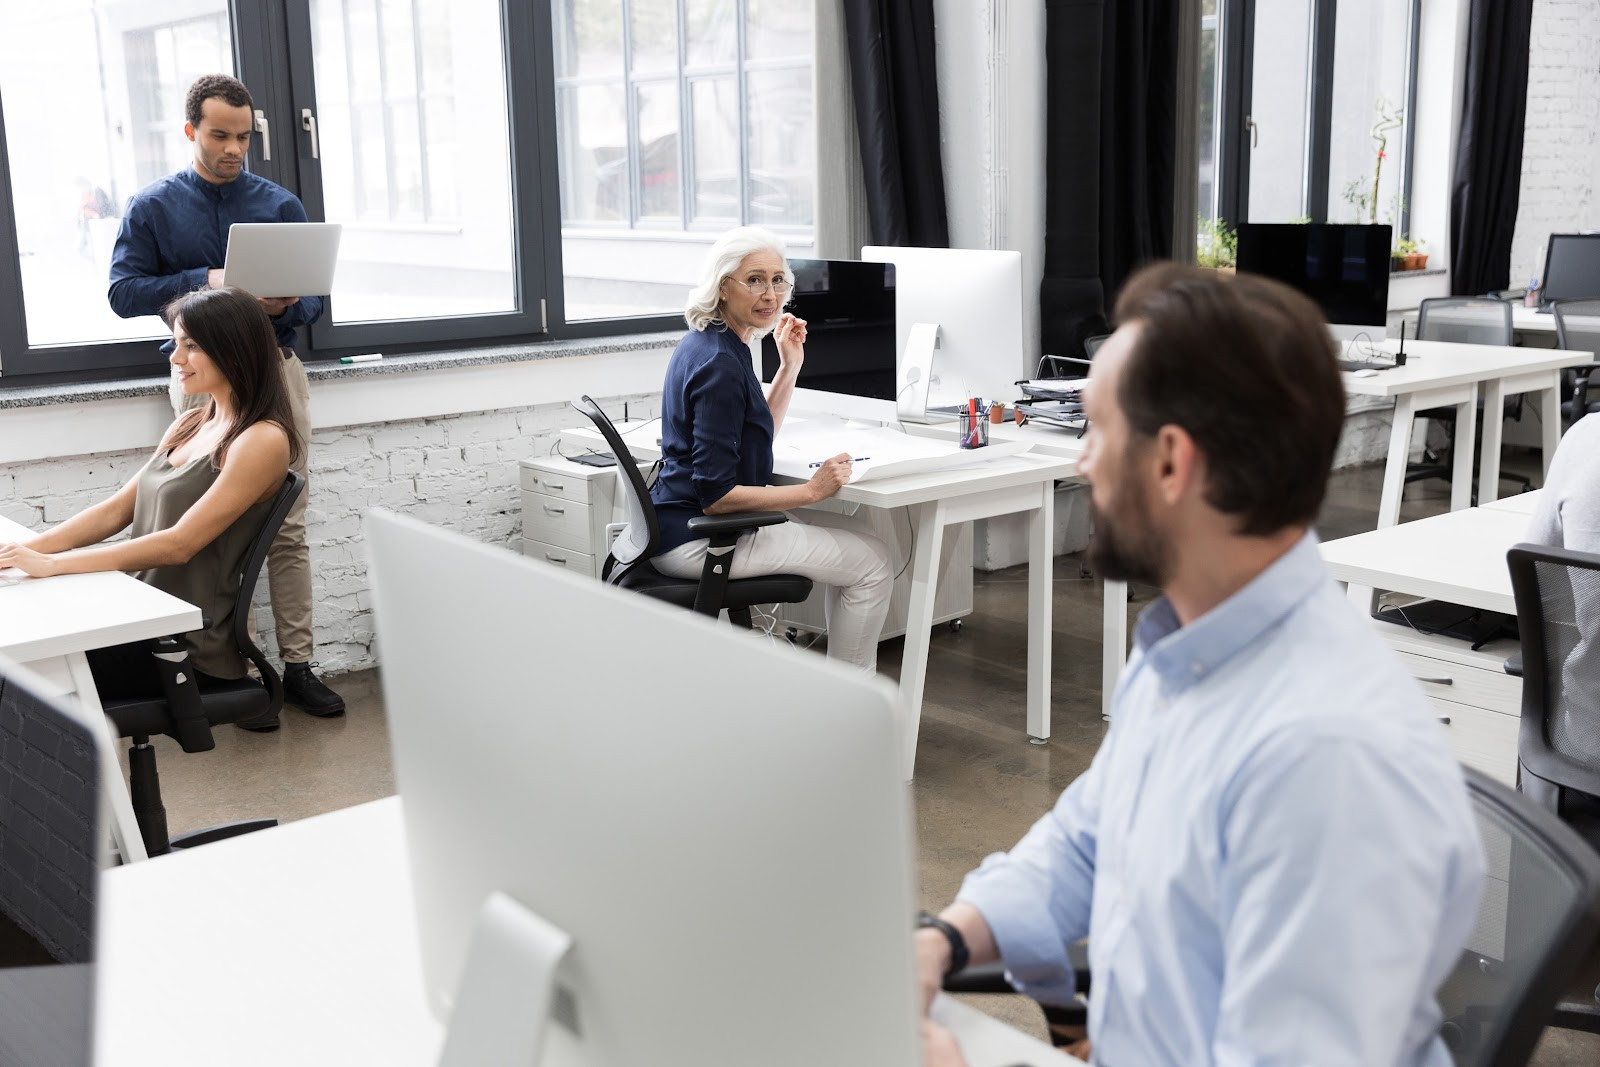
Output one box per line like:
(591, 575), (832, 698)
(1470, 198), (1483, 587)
(340, 353), (383, 364)
(809, 457), (871, 467)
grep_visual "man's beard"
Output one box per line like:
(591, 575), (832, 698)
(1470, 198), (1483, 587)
(1085, 495), (1167, 587)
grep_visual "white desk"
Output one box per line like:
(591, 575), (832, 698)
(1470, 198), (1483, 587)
(1481, 488), (1543, 516)
(563, 422), (1076, 775)
(0, 515), (202, 862)
(1341, 339), (1591, 524)
(96, 797), (1078, 1067)
(1319, 506), (1528, 783)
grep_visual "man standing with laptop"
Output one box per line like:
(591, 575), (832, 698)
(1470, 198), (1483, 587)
(108, 73), (343, 721)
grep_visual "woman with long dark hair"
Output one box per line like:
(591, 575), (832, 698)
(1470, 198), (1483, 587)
(0, 286), (301, 698)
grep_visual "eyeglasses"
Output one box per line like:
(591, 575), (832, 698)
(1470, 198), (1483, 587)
(731, 277), (792, 296)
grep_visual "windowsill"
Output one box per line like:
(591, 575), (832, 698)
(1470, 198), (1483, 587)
(0, 331), (682, 411)
(1389, 267), (1447, 278)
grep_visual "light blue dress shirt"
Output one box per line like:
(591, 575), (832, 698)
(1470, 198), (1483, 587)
(956, 533), (1485, 1066)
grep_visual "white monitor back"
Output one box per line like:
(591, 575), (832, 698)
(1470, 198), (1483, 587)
(860, 246), (1025, 418)
(366, 511), (920, 1067)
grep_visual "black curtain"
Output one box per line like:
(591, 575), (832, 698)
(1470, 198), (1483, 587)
(1039, 0), (1179, 361)
(1449, 0), (1535, 297)
(842, 0), (950, 247)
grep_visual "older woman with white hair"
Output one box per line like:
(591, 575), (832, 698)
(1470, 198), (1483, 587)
(649, 226), (893, 673)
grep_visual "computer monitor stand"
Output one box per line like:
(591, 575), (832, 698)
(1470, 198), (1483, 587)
(897, 322), (940, 424)
(438, 892), (573, 1067)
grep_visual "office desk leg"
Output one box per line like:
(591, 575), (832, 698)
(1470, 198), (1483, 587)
(1026, 488), (1053, 744)
(62, 653), (150, 864)
(1539, 381), (1562, 482)
(1102, 580), (1127, 720)
(899, 499), (947, 779)
(1450, 391), (1479, 513)
(1479, 379), (1507, 506)
(1377, 394), (1419, 529)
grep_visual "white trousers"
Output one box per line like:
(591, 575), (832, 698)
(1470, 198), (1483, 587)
(653, 516), (893, 673)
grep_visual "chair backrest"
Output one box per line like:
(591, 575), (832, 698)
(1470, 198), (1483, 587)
(1438, 767), (1600, 1067)
(230, 470), (304, 711)
(1552, 298), (1600, 355)
(1507, 543), (1600, 802)
(571, 396), (659, 583)
(1083, 333), (1110, 359)
(1417, 297), (1514, 347)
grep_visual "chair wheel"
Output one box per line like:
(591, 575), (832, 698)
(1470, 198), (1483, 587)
(948, 619), (963, 633)
(785, 627), (799, 643)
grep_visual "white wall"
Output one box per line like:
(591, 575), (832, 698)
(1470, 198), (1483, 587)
(1510, 0), (1600, 289)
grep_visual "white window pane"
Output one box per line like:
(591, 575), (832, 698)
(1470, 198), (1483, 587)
(1246, 0), (1312, 223)
(636, 81), (682, 220)
(630, 0), (679, 75)
(1329, 0), (1411, 235)
(1197, 14), (1219, 220)
(745, 0), (813, 61)
(686, 0), (738, 67)
(692, 78), (740, 222)
(1, 0), (232, 349)
(553, 0), (623, 79)
(309, 0), (515, 323)
(558, 85), (628, 223)
(746, 68), (813, 227)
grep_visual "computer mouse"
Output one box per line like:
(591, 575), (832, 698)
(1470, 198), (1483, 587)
(1351, 368), (1379, 378)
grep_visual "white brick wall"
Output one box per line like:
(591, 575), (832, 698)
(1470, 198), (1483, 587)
(1510, 0), (1600, 289)
(0, 392), (657, 676)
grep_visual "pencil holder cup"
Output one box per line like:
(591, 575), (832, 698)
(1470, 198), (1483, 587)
(958, 411), (989, 449)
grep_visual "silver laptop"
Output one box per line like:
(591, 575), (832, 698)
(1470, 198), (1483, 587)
(221, 222), (341, 298)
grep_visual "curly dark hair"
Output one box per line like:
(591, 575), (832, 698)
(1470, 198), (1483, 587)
(185, 74), (254, 128)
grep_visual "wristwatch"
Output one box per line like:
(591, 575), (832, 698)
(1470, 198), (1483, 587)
(916, 910), (970, 976)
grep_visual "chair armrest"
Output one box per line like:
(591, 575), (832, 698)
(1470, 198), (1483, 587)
(686, 510), (789, 547)
(147, 635), (217, 754)
(1504, 651), (1524, 677)
(942, 961), (1018, 995)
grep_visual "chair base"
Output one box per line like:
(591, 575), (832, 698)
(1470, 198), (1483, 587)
(169, 819), (279, 851)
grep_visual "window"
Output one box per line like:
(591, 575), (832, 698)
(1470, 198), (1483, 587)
(0, 0), (819, 378)
(552, 0), (815, 322)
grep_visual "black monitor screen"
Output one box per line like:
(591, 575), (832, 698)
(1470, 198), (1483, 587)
(760, 259), (896, 400)
(1540, 234), (1600, 305)
(1236, 223), (1392, 326)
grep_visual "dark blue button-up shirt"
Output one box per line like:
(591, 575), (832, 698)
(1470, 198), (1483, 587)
(651, 326), (775, 553)
(108, 167), (326, 354)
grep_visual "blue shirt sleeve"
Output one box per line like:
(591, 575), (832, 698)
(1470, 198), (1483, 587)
(1210, 731), (1485, 1065)
(107, 198), (209, 319)
(685, 349), (755, 509)
(954, 739), (1106, 1006)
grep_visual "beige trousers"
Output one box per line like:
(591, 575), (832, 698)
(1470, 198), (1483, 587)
(170, 349), (314, 663)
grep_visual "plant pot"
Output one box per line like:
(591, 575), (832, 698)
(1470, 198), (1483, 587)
(1402, 252), (1424, 271)
(1413, 253), (1428, 270)
(1391, 255), (1405, 272)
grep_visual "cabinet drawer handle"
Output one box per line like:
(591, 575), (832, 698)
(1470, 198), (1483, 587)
(1413, 675), (1454, 686)
(544, 506), (566, 515)
(545, 482), (566, 491)
(1437, 716), (1452, 725)
(545, 554), (568, 564)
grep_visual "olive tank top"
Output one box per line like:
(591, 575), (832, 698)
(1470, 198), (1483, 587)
(129, 448), (274, 679)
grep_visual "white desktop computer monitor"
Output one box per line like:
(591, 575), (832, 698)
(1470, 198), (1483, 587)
(366, 511), (921, 1067)
(859, 246), (1025, 422)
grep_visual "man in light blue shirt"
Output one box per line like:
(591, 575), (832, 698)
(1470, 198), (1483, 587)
(916, 264), (1485, 1066)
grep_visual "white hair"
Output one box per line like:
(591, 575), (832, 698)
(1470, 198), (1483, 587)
(684, 225), (795, 333)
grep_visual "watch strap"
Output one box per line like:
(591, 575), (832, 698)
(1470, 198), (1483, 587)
(917, 910), (970, 976)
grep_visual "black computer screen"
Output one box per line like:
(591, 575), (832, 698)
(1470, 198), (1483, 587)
(760, 259), (896, 400)
(1236, 223), (1392, 326)
(1540, 234), (1600, 305)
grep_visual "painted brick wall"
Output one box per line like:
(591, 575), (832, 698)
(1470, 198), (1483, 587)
(0, 392), (657, 676)
(1510, 0), (1600, 289)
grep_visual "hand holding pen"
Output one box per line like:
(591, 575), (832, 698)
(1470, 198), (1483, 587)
(807, 453), (855, 499)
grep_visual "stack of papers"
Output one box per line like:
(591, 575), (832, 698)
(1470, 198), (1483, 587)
(1016, 378), (1088, 402)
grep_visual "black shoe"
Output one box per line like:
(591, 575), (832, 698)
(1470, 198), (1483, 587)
(282, 662), (346, 717)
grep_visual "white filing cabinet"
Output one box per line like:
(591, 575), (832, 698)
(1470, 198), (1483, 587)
(517, 455), (620, 579)
(1375, 623), (1522, 787)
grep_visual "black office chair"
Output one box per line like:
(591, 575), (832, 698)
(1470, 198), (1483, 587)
(99, 470), (305, 858)
(1551, 299), (1600, 429)
(1407, 297), (1532, 495)
(942, 768), (1600, 1062)
(570, 396), (812, 628)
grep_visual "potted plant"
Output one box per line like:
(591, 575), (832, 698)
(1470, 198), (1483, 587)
(1342, 95), (1404, 225)
(1394, 236), (1427, 271)
(1196, 214), (1237, 273)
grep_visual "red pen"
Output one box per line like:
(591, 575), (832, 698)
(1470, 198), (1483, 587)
(967, 396), (978, 446)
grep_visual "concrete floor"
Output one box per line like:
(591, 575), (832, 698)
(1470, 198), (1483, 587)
(127, 456), (1600, 1063)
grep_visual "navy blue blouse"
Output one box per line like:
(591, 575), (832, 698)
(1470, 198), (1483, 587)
(651, 327), (775, 553)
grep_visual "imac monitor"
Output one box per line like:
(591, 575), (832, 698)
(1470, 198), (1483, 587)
(759, 258), (897, 419)
(1236, 223), (1392, 327)
(1539, 233), (1600, 307)
(367, 511), (920, 1067)
(0, 655), (101, 1067)
(859, 246), (1025, 421)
